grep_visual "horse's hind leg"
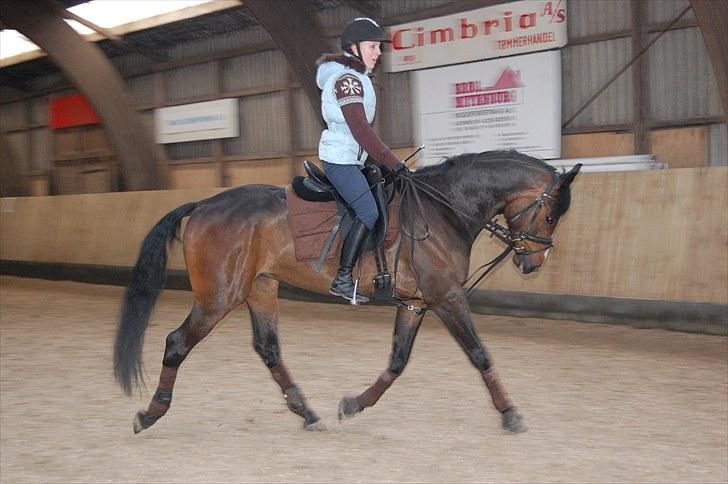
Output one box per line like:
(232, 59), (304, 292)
(247, 275), (324, 431)
(133, 303), (225, 433)
(339, 305), (425, 420)
(431, 293), (527, 433)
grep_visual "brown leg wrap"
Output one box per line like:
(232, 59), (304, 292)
(270, 363), (294, 391)
(148, 366), (178, 418)
(481, 367), (513, 412)
(158, 365), (178, 390)
(357, 370), (397, 408)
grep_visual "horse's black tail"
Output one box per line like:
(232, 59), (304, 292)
(114, 202), (197, 396)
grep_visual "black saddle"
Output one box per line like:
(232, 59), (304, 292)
(292, 160), (395, 296)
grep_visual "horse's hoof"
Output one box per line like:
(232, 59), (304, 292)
(338, 395), (363, 421)
(502, 407), (528, 433)
(133, 409), (156, 434)
(304, 418), (327, 431)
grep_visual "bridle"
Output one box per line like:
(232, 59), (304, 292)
(392, 169), (561, 312)
(483, 172), (559, 256)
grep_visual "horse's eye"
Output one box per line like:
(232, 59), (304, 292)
(546, 216), (555, 225)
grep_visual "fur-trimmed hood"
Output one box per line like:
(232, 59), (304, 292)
(316, 53), (369, 91)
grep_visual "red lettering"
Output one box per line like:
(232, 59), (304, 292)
(542, 1), (554, 16)
(392, 29), (414, 50)
(483, 19), (499, 35)
(503, 11), (513, 32)
(430, 27), (454, 44)
(519, 13), (536, 29)
(460, 18), (477, 38)
(416, 27), (425, 47)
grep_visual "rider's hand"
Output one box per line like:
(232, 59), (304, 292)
(392, 161), (410, 176)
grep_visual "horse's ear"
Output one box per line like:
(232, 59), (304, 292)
(560, 163), (582, 187)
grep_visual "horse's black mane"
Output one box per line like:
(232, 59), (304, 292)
(413, 150), (557, 177)
(411, 150), (571, 218)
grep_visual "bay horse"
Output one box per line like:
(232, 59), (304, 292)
(114, 150), (581, 434)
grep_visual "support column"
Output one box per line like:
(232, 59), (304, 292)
(1, 0), (165, 190)
(631, 0), (650, 154)
(247, 0), (331, 128)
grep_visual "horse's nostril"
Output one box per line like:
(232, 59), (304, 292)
(522, 265), (539, 274)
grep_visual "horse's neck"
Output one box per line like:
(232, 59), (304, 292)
(417, 161), (546, 235)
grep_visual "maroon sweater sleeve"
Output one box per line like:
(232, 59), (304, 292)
(340, 103), (400, 169)
(333, 76), (400, 169)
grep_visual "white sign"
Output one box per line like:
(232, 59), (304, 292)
(154, 98), (239, 144)
(383, 0), (567, 73)
(413, 50), (561, 166)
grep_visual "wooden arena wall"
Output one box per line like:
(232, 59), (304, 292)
(1, 166), (726, 308)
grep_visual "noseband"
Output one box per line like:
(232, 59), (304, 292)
(484, 173), (559, 256)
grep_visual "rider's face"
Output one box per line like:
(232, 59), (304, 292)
(353, 41), (382, 70)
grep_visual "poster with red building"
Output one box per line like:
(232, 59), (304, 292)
(412, 50), (561, 165)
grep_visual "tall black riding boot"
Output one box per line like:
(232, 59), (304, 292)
(330, 219), (370, 304)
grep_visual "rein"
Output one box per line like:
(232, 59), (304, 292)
(391, 169), (560, 314)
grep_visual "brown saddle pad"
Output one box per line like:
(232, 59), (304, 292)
(285, 185), (400, 262)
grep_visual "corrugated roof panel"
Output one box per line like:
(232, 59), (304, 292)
(30, 98), (47, 125)
(169, 27), (272, 60)
(221, 50), (289, 93)
(292, 88), (321, 152)
(314, 3), (361, 30)
(646, 0), (695, 24)
(29, 128), (52, 171)
(0, 101), (27, 130)
(379, 0), (455, 18)
(167, 139), (213, 160)
(562, 37), (633, 128)
(5, 131), (29, 170)
(165, 63), (214, 103)
(710, 124), (727, 166)
(127, 74), (156, 107)
(647, 27), (722, 121)
(377, 71), (413, 146)
(228, 92), (290, 156)
(568, 0), (631, 39)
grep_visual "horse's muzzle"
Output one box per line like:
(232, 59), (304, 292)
(513, 253), (541, 274)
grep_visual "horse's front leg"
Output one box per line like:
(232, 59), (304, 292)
(338, 305), (425, 420)
(430, 291), (527, 433)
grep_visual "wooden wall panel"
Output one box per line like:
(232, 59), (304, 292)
(561, 132), (634, 158)
(226, 158), (293, 187)
(471, 167), (728, 304)
(2, 167), (726, 304)
(293, 155), (322, 176)
(650, 126), (709, 168)
(168, 164), (219, 189)
(0, 189), (221, 269)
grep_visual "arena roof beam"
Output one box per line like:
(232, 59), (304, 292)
(61, 8), (122, 42)
(1, 0), (165, 191)
(690, 0), (728, 127)
(246, 0), (330, 127)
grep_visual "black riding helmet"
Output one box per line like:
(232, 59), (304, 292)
(341, 17), (391, 64)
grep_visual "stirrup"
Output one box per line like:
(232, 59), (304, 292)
(351, 279), (361, 305)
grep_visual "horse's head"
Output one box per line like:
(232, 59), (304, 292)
(503, 164), (581, 274)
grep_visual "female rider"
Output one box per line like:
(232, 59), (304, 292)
(316, 17), (407, 303)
